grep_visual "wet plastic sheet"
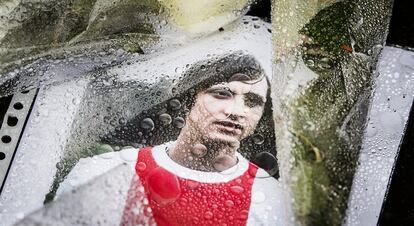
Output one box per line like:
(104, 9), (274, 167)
(346, 46), (414, 225)
(271, 0), (394, 225)
(0, 2), (281, 224)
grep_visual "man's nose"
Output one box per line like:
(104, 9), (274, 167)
(227, 95), (247, 118)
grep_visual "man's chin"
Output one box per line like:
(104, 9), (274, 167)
(204, 132), (240, 149)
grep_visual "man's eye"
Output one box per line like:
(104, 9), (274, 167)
(244, 94), (265, 108)
(245, 99), (259, 108)
(214, 90), (232, 98)
(208, 89), (233, 99)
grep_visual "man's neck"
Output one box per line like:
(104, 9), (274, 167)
(168, 132), (238, 172)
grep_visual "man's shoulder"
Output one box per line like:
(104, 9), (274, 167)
(77, 146), (141, 171)
(92, 146), (140, 165)
(56, 147), (140, 197)
(248, 167), (293, 225)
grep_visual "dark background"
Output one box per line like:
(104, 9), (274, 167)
(386, 0), (414, 48)
(247, 0), (271, 22)
(0, 96), (12, 130)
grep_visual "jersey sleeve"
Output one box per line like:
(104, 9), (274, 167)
(55, 147), (138, 198)
(247, 168), (294, 226)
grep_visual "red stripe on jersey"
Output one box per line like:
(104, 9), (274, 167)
(121, 147), (258, 226)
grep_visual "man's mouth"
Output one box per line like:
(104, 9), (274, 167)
(213, 121), (243, 135)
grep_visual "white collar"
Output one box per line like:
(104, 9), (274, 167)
(151, 141), (250, 183)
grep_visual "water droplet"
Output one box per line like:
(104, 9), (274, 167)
(191, 143), (208, 157)
(140, 118), (155, 130)
(180, 198), (188, 205)
(251, 134), (264, 144)
(192, 216), (200, 224)
(119, 117), (127, 125)
(253, 152), (278, 177)
(213, 155), (237, 172)
(103, 116), (111, 123)
(379, 111), (403, 132)
(173, 117), (185, 128)
(186, 180), (199, 189)
(119, 149), (137, 162)
(365, 124), (378, 138)
(136, 162), (147, 172)
(237, 210), (249, 220)
(225, 200), (234, 207)
(169, 99), (182, 110)
(147, 167), (181, 206)
(96, 145), (114, 159)
(252, 191), (266, 203)
(230, 185), (244, 194)
(204, 211), (213, 219)
(159, 113), (172, 125)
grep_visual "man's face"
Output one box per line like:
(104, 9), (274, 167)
(186, 76), (268, 148)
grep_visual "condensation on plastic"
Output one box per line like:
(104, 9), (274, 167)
(271, 0), (394, 225)
(0, 0), (254, 98)
(345, 46), (414, 226)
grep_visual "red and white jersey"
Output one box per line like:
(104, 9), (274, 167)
(57, 142), (291, 226)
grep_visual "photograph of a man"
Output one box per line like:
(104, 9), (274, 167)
(58, 53), (289, 226)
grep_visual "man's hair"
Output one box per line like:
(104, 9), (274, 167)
(103, 52), (277, 175)
(175, 52), (267, 111)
